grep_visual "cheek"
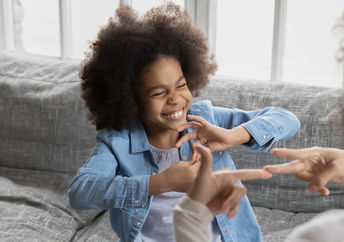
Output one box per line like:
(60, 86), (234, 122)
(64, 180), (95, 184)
(183, 89), (192, 102)
(147, 100), (165, 115)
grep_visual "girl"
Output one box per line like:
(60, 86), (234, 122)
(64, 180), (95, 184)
(69, 3), (300, 242)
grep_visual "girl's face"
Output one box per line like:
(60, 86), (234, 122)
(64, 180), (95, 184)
(136, 56), (192, 135)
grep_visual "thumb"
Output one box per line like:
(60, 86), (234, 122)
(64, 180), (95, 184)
(194, 144), (213, 175)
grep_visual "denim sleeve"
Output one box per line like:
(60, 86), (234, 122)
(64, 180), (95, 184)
(68, 130), (150, 210)
(213, 106), (301, 151)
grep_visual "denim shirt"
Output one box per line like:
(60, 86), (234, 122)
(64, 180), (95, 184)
(69, 100), (300, 242)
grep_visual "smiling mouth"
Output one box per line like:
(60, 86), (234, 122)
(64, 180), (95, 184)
(161, 107), (185, 120)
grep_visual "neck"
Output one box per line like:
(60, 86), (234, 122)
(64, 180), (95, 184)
(146, 129), (180, 149)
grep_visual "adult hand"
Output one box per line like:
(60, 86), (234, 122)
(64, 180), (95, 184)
(189, 144), (272, 218)
(175, 115), (251, 161)
(264, 147), (344, 195)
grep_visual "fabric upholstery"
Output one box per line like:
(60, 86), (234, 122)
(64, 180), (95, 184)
(1, 50), (344, 241)
(0, 167), (119, 241)
(195, 78), (344, 212)
(0, 51), (96, 173)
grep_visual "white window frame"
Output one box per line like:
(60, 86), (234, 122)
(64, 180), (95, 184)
(0, 0), (15, 51)
(0, 0), (342, 86)
(59, 0), (72, 58)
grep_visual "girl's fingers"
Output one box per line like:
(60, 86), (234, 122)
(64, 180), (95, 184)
(191, 140), (202, 162)
(193, 144), (213, 174)
(187, 115), (209, 126)
(175, 132), (198, 148)
(176, 121), (202, 132)
(263, 160), (305, 174)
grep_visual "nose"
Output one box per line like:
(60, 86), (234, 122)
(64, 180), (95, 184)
(167, 91), (179, 104)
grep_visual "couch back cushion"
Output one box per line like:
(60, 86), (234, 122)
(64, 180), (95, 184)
(0, 51), (96, 173)
(2, 51), (344, 212)
(195, 78), (344, 212)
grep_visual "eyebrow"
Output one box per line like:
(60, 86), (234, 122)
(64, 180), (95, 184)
(147, 75), (185, 92)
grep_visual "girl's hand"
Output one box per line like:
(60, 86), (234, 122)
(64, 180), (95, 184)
(161, 160), (201, 193)
(264, 147), (344, 195)
(175, 115), (251, 160)
(189, 144), (272, 218)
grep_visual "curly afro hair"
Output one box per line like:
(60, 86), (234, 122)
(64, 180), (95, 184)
(80, 2), (217, 131)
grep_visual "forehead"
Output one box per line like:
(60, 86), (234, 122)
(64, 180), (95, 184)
(140, 57), (183, 88)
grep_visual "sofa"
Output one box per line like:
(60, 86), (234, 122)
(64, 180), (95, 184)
(1, 50), (344, 242)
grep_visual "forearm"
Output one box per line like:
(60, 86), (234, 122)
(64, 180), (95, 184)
(240, 108), (300, 151)
(225, 126), (252, 148)
(148, 172), (172, 195)
(69, 171), (149, 209)
(173, 196), (213, 242)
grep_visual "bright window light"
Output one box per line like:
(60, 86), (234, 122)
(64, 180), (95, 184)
(215, 0), (275, 80)
(283, 0), (344, 87)
(70, 0), (119, 58)
(18, 0), (60, 56)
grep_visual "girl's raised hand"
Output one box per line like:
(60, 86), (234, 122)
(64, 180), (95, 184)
(264, 147), (344, 195)
(175, 114), (251, 161)
(161, 159), (201, 193)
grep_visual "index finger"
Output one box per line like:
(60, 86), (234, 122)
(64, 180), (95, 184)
(263, 160), (305, 174)
(187, 115), (209, 126)
(271, 148), (314, 161)
(229, 169), (272, 181)
(175, 132), (197, 148)
(176, 121), (202, 132)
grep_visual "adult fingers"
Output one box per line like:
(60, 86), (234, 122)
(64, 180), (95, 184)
(175, 132), (198, 148)
(317, 187), (330, 196)
(194, 144), (213, 174)
(306, 184), (330, 196)
(295, 171), (313, 182)
(221, 185), (246, 211)
(226, 206), (239, 219)
(270, 148), (314, 160)
(263, 160), (305, 174)
(308, 165), (337, 190)
(229, 169), (272, 181)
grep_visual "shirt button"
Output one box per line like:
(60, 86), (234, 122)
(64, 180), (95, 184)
(136, 221), (142, 226)
(133, 212), (138, 215)
(183, 155), (187, 160)
(219, 151), (223, 155)
(262, 135), (267, 139)
(134, 200), (139, 204)
(223, 229), (227, 233)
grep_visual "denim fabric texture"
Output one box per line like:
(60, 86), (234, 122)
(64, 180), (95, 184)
(68, 100), (300, 242)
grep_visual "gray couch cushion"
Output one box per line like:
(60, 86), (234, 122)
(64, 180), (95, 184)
(0, 51), (96, 173)
(0, 167), (118, 241)
(195, 78), (344, 212)
(253, 206), (317, 242)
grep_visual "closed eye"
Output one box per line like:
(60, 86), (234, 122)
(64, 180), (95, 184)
(177, 83), (186, 88)
(152, 92), (165, 97)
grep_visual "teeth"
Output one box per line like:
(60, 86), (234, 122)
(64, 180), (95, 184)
(166, 109), (183, 119)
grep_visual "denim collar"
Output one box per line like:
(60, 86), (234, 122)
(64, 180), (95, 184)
(129, 120), (151, 153)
